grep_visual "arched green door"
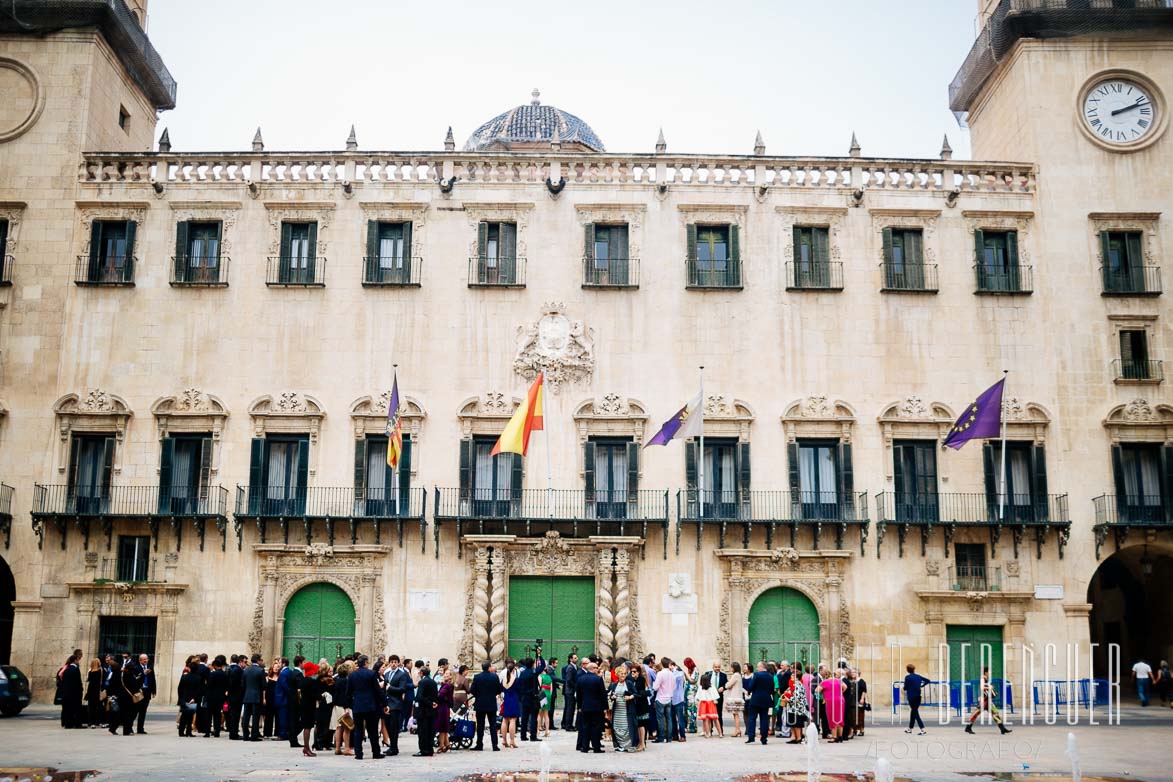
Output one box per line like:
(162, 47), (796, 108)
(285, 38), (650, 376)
(747, 587), (820, 669)
(282, 583), (355, 662)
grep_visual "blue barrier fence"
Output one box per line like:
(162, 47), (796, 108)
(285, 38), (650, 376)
(891, 679), (1015, 715)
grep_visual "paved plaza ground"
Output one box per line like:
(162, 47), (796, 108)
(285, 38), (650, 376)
(1, 704), (1170, 782)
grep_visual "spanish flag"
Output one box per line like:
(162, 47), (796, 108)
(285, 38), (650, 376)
(386, 373), (403, 470)
(491, 373), (544, 457)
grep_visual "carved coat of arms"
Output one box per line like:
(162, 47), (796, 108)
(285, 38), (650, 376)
(513, 302), (594, 391)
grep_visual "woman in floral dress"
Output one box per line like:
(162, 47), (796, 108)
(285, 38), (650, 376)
(682, 657), (699, 733)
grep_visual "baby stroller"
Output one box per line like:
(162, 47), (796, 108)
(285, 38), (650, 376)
(435, 702), (476, 750)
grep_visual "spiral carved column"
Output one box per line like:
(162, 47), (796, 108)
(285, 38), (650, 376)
(613, 548), (632, 659)
(489, 550), (507, 663)
(472, 548), (491, 663)
(596, 549), (616, 659)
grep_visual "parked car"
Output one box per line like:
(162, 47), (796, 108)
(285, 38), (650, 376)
(0, 665), (32, 716)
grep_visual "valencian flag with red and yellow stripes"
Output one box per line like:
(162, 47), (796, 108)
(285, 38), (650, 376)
(386, 373), (404, 470)
(491, 373), (544, 457)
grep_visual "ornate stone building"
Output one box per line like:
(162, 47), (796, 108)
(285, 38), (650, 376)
(0, 0), (1170, 704)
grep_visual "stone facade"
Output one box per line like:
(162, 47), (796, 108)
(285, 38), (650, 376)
(0, 4), (1171, 705)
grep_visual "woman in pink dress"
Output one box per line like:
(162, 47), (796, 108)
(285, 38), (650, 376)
(818, 673), (846, 741)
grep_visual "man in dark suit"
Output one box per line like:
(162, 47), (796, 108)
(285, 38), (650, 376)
(743, 662), (775, 745)
(575, 662), (607, 753)
(711, 661), (729, 731)
(516, 657), (539, 741)
(561, 653), (579, 731)
(382, 655), (411, 756)
(414, 667), (438, 757)
(204, 656), (230, 738)
(346, 655), (387, 760)
(59, 655), (83, 729)
(283, 656), (305, 748)
(194, 653), (211, 735)
(275, 658), (290, 740)
(469, 660), (504, 751)
(241, 654), (266, 741)
(133, 654), (156, 734)
(226, 654), (246, 740)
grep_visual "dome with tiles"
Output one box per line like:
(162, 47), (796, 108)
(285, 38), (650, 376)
(464, 89), (605, 153)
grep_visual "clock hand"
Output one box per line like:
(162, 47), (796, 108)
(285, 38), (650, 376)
(1111, 103), (1146, 117)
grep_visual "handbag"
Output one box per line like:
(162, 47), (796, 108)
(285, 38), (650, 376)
(339, 712), (354, 731)
(182, 700), (197, 714)
(108, 695), (120, 714)
(132, 691), (145, 704)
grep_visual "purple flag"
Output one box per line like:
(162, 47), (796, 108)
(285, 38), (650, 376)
(943, 378), (1005, 450)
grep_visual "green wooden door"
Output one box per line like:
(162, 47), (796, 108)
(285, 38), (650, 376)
(946, 624), (1003, 683)
(747, 587), (820, 669)
(283, 583), (356, 663)
(508, 576), (594, 663)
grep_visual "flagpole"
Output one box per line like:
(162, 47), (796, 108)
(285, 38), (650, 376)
(698, 365), (705, 519)
(545, 376), (553, 520)
(997, 369), (1008, 522)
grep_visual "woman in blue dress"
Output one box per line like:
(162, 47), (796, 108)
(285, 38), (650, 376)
(500, 658), (520, 748)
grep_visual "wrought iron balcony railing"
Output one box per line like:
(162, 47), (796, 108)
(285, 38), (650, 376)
(433, 487), (669, 557)
(1101, 265), (1162, 296)
(1112, 359), (1163, 382)
(974, 264), (1033, 294)
(582, 256), (639, 288)
(1094, 494), (1168, 526)
(362, 256), (423, 286)
(880, 262), (939, 293)
(0, 483), (12, 549)
(0, 254), (12, 285)
(75, 255), (135, 286)
(949, 564), (1001, 592)
(468, 256), (526, 287)
(96, 555), (159, 584)
(33, 484), (229, 517)
(675, 489), (869, 552)
(235, 485), (426, 518)
(266, 256), (326, 286)
(171, 255), (230, 286)
(686, 258), (742, 289)
(786, 260), (844, 291)
(875, 491), (1068, 525)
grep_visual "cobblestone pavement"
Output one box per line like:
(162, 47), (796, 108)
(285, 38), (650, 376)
(2, 705), (1171, 782)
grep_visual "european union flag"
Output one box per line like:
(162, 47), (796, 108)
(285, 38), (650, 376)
(943, 378), (1005, 450)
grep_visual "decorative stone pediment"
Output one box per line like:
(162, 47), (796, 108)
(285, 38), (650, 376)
(575, 203), (645, 261)
(349, 393), (426, 437)
(677, 203), (748, 227)
(76, 202), (148, 257)
(1089, 212), (1161, 268)
(0, 202), (25, 257)
(869, 209), (941, 265)
(359, 202), (428, 255)
(999, 398), (1051, 443)
(169, 201), (241, 255)
(457, 393), (521, 437)
(573, 395), (649, 443)
(1103, 399), (1173, 442)
(248, 393), (325, 475)
(781, 396), (856, 442)
(151, 390), (229, 475)
(263, 202), (334, 257)
(701, 394), (754, 441)
(513, 302), (594, 390)
(878, 398), (955, 482)
(777, 206), (848, 262)
(464, 202), (533, 258)
(53, 391), (133, 474)
(962, 210), (1034, 267)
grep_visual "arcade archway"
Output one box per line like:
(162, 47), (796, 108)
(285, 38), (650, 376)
(1088, 544), (1173, 680)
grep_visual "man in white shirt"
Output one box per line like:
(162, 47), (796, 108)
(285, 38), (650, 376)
(1132, 659), (1154, 706)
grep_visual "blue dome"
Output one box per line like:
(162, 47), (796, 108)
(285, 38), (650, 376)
(464, 90), (605, 152)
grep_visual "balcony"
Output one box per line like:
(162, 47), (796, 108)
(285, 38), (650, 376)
(949, 564), (1002, 592)
(235, 486), (427, 549)
(0, 254), (11, 286)
(0, 483), (12, 549)
(433, 488), (670, 558)
(785, 261), (844, 291)
(1101, 265), (1162, 296)
(94, 554), (160, 584)
(880, 262), (939, 293)
(676, 490), (870, 553)
(468, 256), (526, 287)
(582, 256), (639, 289)
(686, 258), (742, 290)
(266, 256), (326, 286)
(362, 256), (423, 287)
(1093, 494), (1171, 557)
(874, 492), (1071, 558)
(75, 255), (135, 286)
(973, 264), (1032, 294)
(1112, 359), (1163, 383)
(31, 484), (230, 551)
(171, 255), (229, 286)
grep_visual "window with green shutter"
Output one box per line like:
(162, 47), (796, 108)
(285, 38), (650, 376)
(365, 221), (414, 285)
(1101, 230), (1148, 293)
(882, 227), (929, 290)
(974, 229), (1023, 292)
(474, 221), (518, 285)
(86, 220), (135, 284)
(584, 224), (632, 287)
(279, 221), (316, 283)
(688, 224), (740, 288)
(0, 219), (9, 283)
(1118, 329), (1152, 380)
(791, 226), (834, 289)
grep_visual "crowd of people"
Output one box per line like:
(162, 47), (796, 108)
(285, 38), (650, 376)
(55, 646), (891, 759)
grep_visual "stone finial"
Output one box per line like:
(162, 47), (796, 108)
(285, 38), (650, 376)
(550, 124), (561, 152)
(531, 87), (541, 106)
(753, 130), (765, 156)
(252, 127), (264, 152)
(346, 124), (358, 151)
(444, 126), (455, 151)
(940, 133), (953, 160)
(157, 127), (171, 153)
(655, 127), (667, 154)
(849, 132), (861, 158)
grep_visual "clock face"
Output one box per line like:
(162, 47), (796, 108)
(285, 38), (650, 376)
(1082, 78), (1157, 145)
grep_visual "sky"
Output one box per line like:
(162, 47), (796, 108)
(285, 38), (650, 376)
(146, 0), (982, 160)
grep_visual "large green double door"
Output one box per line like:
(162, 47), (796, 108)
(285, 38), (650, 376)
(508, 576), (594, 663)
(747, 587), (821, 669)
(283, 583), (356, 662)
(945, 625), (1004, 683)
